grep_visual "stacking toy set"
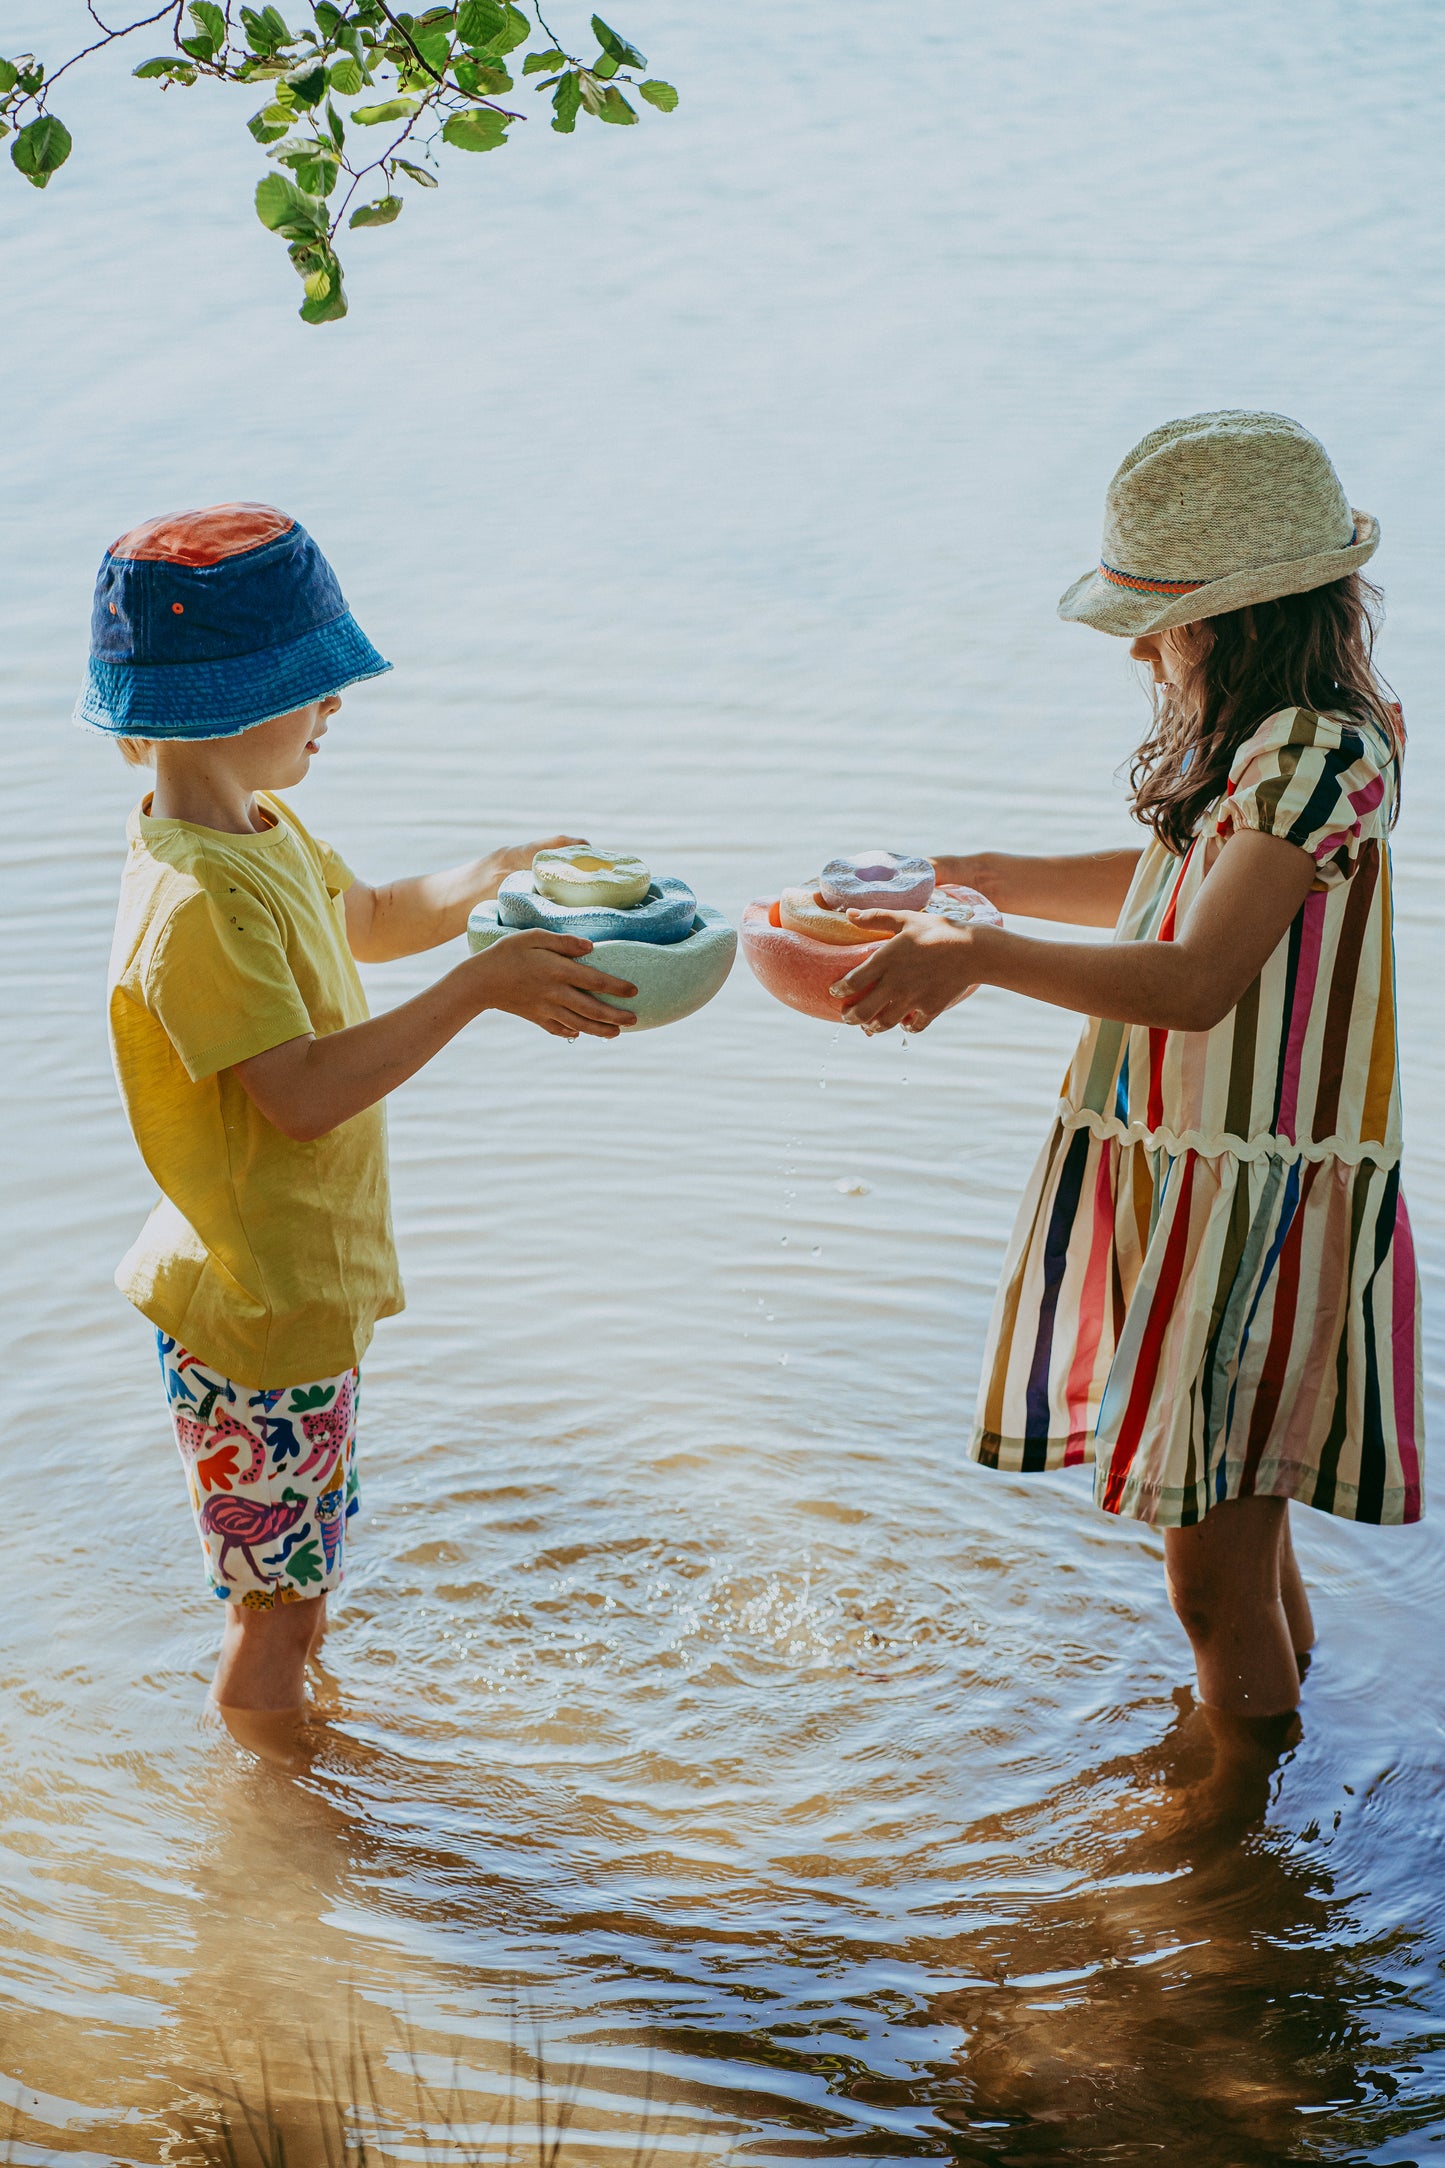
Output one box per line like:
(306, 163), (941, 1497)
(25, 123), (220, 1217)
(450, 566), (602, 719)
(740, 851), (1002, 1022)
(468, 848), (736, 1032)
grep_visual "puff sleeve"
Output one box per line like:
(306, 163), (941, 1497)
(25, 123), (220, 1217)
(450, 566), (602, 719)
(1216, 707), (1394, 888)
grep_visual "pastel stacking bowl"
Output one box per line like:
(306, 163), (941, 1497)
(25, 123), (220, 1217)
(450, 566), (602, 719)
(467, 898), (737, 1032)
(741, 883), (1001, 1022)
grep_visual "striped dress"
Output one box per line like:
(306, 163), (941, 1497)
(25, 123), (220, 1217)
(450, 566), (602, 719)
(971, 706), (1422, 1528)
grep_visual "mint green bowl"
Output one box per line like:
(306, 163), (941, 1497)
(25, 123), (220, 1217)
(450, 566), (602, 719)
(466, 901), (737, 1032)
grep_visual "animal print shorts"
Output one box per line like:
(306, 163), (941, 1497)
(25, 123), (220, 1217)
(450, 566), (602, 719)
(157, 1333), (360, 1608)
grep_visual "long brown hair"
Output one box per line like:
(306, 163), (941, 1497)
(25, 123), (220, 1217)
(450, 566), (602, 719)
(1128, 575), (1400, 857)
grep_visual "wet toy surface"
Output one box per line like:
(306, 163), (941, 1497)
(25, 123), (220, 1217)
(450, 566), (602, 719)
(497, 871), (698, 945)
(818, 851), (936, 914)
(531, 847), (652, 909)
(470, 844), (736, 1031)
(741, 859), (1001, 1022)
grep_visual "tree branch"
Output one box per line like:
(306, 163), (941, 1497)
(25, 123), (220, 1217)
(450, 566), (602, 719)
(370, 0), (522, 117)
(43, 2), (182, 95)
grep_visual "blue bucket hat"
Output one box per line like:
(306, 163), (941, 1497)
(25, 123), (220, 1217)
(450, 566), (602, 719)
(75, 501), (392, 739)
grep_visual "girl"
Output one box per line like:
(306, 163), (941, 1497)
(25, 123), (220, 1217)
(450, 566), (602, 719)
(835, 410), (1421, 1724)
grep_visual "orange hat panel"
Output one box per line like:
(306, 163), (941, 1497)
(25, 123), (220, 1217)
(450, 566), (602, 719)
(109, 502), (294, 566)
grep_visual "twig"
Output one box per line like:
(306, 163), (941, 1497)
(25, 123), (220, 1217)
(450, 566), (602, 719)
(330, 98), (428, 231)
(42, 1), (182, 95)
(370, 0), (522, 117)
(532, 0), (569, 56)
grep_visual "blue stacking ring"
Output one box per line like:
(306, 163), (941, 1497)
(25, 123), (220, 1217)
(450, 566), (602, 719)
(496, 873), (699, 946)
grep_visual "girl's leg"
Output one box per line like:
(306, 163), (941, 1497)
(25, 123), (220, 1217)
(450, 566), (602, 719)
(212, 1593), (327, 1711)
(1279, 1508), (1316, 1667)
(1162, 1496), (1299, 1716)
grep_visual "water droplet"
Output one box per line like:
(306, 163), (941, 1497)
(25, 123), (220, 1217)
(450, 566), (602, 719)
(836, 1177), (871, 1196)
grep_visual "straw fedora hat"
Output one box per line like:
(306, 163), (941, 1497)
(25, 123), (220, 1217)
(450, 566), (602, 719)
(1058, 410), (1379, 638)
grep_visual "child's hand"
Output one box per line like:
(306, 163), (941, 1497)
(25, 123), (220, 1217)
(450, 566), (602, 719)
(484, 834), (590, 892)
(830, 910), (979, 1034)
(467, 930), (638, 1038)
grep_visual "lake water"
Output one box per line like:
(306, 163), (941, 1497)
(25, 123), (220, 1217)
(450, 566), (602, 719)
(2, 3), (1444, 2160)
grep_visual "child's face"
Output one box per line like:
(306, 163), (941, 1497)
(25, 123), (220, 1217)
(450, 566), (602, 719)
(1128, 628), (1192, 687)
(235, 695), (342, 788)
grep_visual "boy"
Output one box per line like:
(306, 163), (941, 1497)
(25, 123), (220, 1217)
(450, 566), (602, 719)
(85, 502), (635, 1720)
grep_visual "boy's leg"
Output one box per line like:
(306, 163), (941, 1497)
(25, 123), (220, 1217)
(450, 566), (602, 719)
(1279, 1508), (1316, 1668)
(1162, 1495), (1299, 1716)
(213, 1593), (328, 1711)
(158, 1339), (360, 1719)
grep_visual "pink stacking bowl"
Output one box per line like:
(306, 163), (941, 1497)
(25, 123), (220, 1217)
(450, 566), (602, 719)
(740, 885), (1001, 1022)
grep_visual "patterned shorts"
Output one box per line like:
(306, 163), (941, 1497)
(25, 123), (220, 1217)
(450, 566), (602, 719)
(157, 1332), (360, 1608)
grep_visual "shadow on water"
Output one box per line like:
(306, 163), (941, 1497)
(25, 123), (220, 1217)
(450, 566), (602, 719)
(38, 1691), (1426, 2168)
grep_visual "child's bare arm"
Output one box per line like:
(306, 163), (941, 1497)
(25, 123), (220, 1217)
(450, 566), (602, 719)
(231, 933), (635, 1141)
(343, 834), (585, 962)
(836, 829), (1317, 1035)
(932, 850), (1143, 927)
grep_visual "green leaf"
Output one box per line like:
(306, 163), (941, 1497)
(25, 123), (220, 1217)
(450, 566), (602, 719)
(591, 14), (646, 67)
(314, 1), (344, 31)
(638, 77), (677, 111)
(394, 155), (438, 185)
(298, 266), (348, 324)
(325, 96), (345, 147)
(457, 0), (506, 44)
(523, 47), (566, 73)
(591, 51), (618, 78)
(351, 94), (418, 122)
(459, 0), (527, 54)
(10, 113), (72, 188)
(285, 56), (328, 105)
(454, 58), (511, 93)
(247, 102), (292, 141)
(179, 33), (218, 61)
(596, 84), (636, 123)
(328, 54), (363, 94)
(551, 69), (580, 131)
(276, 145), (341, 195)
(254, 169), (329, 236)
(349, 192), (402, 225)
(190, 0), (225, 39)
(0, 60), (18, 94)
(133, 56), (198, 79)
(240, 5), (285, 53)
(441, 106), (508, 151)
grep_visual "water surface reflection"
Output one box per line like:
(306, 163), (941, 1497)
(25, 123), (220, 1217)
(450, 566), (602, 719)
(3, 0), (1444, 2158)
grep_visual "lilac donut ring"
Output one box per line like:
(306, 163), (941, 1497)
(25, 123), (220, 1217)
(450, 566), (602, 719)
(818, 851), (935, 914)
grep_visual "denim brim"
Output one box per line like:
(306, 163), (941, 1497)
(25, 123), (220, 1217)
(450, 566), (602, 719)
(74, 612), (392, 739)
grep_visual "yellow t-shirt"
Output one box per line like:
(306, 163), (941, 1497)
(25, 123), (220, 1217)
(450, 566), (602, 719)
(108, 790), (404, 1386)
